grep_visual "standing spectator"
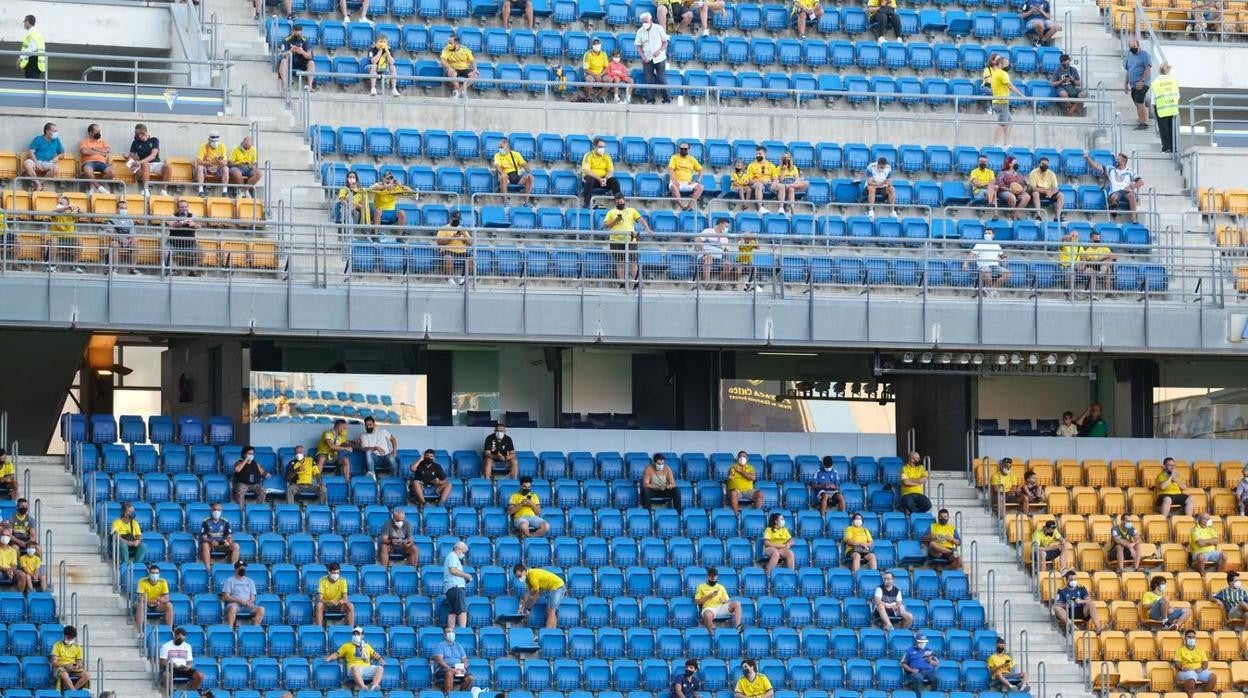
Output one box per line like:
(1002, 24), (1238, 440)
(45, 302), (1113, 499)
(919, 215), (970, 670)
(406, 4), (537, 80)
(436, 211), (473, 283)
(167, 198), (201, 274)
(128, 123), (173, 195)
(367, 36), (400, 97)
(1054, 569), (1103, 632)
(1085, 152), (1144, 217)
(199, 501), (240, 570)
(229, 137), (262, 194)
(410, 449), (452, 506)
(439, 35), (478, 99)
(483, 421), (519, 478)
(735, 659), (774, 698)
(78, 123), (114, 193)
(673, 659), (702, 698)
(514, 563), (565, 629)
(1031, 519), (1070, 570)
(634, 13), (670, 104)
(640, 453), (682, 510)
(604, 51), (633, 103)
(48, 194), (82, 273)
(1056, 410), (1078, 436)
(1151, 63), (1180, 153)
(1234, 465), (1248, 515)
(987, 638), (1032, 692)
(873, 570), (914, 630)
(501, 0), (535, 29)
(991, 57), (1025, 147)
(1213, 571), (1248, 621)
(981, 53), (1002, 114)
(1021, 0), (1060, 45)
(431, 629), (475, 694)
(18, 15), (45, 79)
(159, 627), (204, 691)
(508, 476), (550, 538)
(581, 138), (622, 204)
(995, 156), (1031, 217)
(277, 24), (316, 92)
(1027, 157), (1064, 216)
(493, 138), (534, 204)
(1142, 574), (1189, 629)
(379, 509), (420, 568)
(335, 171), (371, 231)
(746, 146), (781, 213)
(111, 502), (146, 565)
(1174, 629), (1217, 698)
(899, 451), (931, 513)
(604, 193), (650, 285)
(923, 508), (962, 568)
(1075, 402), (1109, 437)
(232, 445), (269, 508)
(357, 415), (397, 475)
(1049, 54), (1087, 116)
(901, 633), (939, 691)
(326, 627), (386, 691)
(761, 513), (796, 573)
(968, 154), (998, 208)
(368, 171), (418, 234)
(696, 218), (735, 285)
(314, 561), (356, 628)
(867, 0), (902, 42)
(864, 156), (897, 219)
(668, 142), (704, 211)
(726, 450), (764, 514)
(285, 445), (326, 504)
(22, 122), (63, 192)
(222, 562), (265, 627)
(1108, 513), (1142, 573)
(110, 198), (138, 274)
(793, 0), (824, 39)
(1125, 39), (1153, 130)
(843, 512), (877, 571)
(1189, 511), (1226, 573)
(695, 567), (742, 631)
(194, 131), (229, 196)
(775, 152), (808, 214)
(136, 564), (173, 631)
(581, 38), (608, 101)
(50, 626), (90, 691)
(443, 540), (471, 630)
(727, 159), (753, 203)
(812, 456), (845, 513)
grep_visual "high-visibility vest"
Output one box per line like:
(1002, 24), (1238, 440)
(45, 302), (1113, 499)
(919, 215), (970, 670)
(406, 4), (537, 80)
(20, 28), (46, 73)
(1152, 74), (1180, 117)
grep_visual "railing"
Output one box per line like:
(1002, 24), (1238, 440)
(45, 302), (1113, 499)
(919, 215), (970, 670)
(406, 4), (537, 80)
(4, 170), (273, 221)
(0, 48), (226, 90)
(1036, 659), (1048, 698)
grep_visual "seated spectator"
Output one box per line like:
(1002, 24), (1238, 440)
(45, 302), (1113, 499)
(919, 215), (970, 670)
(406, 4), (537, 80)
(232, 445), (269, 508)
(901, 633), (939, 691)
(0, 450), (17, 498)
(989, 458), (1019, 511)
(436, 212), (474, 283)
(339, 0), (369, 21)
(49, 194), (82, 274)
(1049, 54), (1087, 116)
(410, 449), (452, 505)
(923, 508), (962, 568)
(693, 0), (727, 34)
(695, 567), (743, 631)
(867, 0), (903, 41)
(194, 131), (229, 196)
(222, 562), (266, 627)
(1156, 456), (1195, 516)
(762, 513), (796, 573)
(326, 627), (386, 691)
(199, 501), (240, 570)
(369, 172), (418, 233)
(899, 451), (931, 513)
(843, 512), (878, 572)
(1190, 0), (1220, 35)
(508, 475), (550, 538)
(514, 563), (564, 629)
(494, 138), (534, 205)
(111, 502), (147, 565)
(128, 123), (174, 196)
(335, 171), (372, 231)
(995, 156), (1031, 217)
(793, 0), (824, 39)
(776, 152), (808, 214)
(50, 626), (90, 691)
(277, 24), (316, 92)
(726, 159), (752, 203)
(812, 456), (845, 513)
(502, 0), (535, 28)
(229, 137), (262, 194)
(285, 445), (326, 504)
(987, 638), (1031, 693)
(483, 422), (519, 478)
(1214, 571), (1248, 621)
(439, 35), (478, 99)
(658, 0), (694, 32)
(968, 155), (998, 209)
(696, 219), (736, 285)
(673, 659), (701, 698)
(640, 453), (682, 511)
(1032, 519), (1070, 570)
(443, 540), (471, 629)
(110, 198), (138, 274)
(1027, 157), (1064, 216)
(367, 36), (400, 97)
(581, 138), (622, 205)
(1075, 402), (1109, 437)
(874, 570), (914, 630)
(78, 123), (114, 193)
(1190, 511), (1226, 573)
(253, 0), (294, 21)
(1021, 0), (1060, 45)
(864, 156), (897, 219)
(159, 627), (204, 691)
(10, 498), (38, 555)
(135, 563), (173, 631)
(580, 38), (608, 102)
(603, 51), (633, 103)
(431, 629), (474, 694)
(1054, 569), (1103, 632)
(357, 415), (397, 475)
(17, 542), (42, 592)
(1174, 629), (1216, 698)
(1235, 465), (1248, 515)
(735, 659), (773, 698)
(316, 419), (355, 478)
(1056, 410), (1078, 436)
(1142, 574), (1190, 629)
(22, 122), (63, 192)
(1018, 470), (1046, 515)
(315, 561), (356, 628)
(726, 451), (764, 514)
(379, 509), (420, 568)
(167, 197), (202, 274)
(1108, 513), (1142, 573)
(1075, 231), (1116, 293)
(746, 147), (782, 213)
(668, 142), (704, 211)
(1086, 152), (1144, 217)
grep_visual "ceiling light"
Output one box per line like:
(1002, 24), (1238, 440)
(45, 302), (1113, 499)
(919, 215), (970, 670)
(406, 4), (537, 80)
(1045, 354), (1057, 366)
(903, 352), (915, 364)
(940, 353), (952, 364)
(996, 354), (1008, 365)
(958, 353), (971, 365)
(1010, 353), (1022, 365)
(920, 353), (933, 364)
(1028, 353), (1039, 365)
(1064, 354), (1077, 365)
(972, 353), (984, 365)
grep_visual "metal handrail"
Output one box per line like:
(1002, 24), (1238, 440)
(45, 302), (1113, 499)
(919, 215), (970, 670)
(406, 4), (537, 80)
(1018, 627), (1030, 674)
(0, 48), (228, 88)
(57, 560), (67, 617)
(1036, 659), (1047, 698)
(986, 567), (997, 627)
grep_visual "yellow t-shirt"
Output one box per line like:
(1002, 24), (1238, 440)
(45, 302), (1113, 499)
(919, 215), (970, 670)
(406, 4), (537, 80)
(582, 151), (614, 178)
(1031, 529), (1059, 547)
(1189, 524), (1217, 554)
(337, 186), (371, 225)
(668, 154), (702, 184)
(441, 45), (475, 71)
(525, 568), (565, 592)
(991, 471), (1017, 492)
(726, 463), (756, 492)
(778, 164), (800, 180)
(764, 526), (792, 545)
(990, 69), (1013, 105)
(19, 553), (41, 576)
(1059, 243), (1078, 267)
(370, 184), (407, 212)
(694, 581), (729, 608)
(604, 207), (642, 242)
(1174, 646), (1207, 671)
(866, 0), (896, 10)
(746, 159), (779, 183)
(50, 640), (83, 669)
(929, 522), (958, 547)
(509, 491), (540, 519)
(230, 146), (258, 167)
(138, 577), (169, 603)
(1141, 590), (1162, 608)
(969, 167), (996, 190)
(112, 517), (142, 540)
(437, 228), (470, 252)
(987, 652), (1014, 674)
(336, 641), (377, 668)
(735, 674), (773, 698)
(316, 430), (347, 458)
(1079, 245), (1113, 263)
(582, 49), (608, 75)
(50, 212), (75, 237)
(1028, 168), (1057, 191)
(844, 525), (873, 551)
(794, 0), (819, 10)
(736, 238), (757, 264)
(290, 457), (320, 485)
(198, 142), (227, 164)
(493, 150), (527, 175)
(730, 170), (750, 189)
(0, 460), (13, 478)
(1155, 471), (1182, 495)
(319, 576), (348, 603)
(900, 464), (927, 496)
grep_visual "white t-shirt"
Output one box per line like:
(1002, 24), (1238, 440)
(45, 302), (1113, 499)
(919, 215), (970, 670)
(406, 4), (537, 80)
(972, 241), (1003, 267)
(634, 23), (669, 63)
(160, 640), (194, 668)
(359, 428), (395, 455)
(1106, 167), (1137, 193)
(866, 163), (891, 184)
(697, 228), (729, 254)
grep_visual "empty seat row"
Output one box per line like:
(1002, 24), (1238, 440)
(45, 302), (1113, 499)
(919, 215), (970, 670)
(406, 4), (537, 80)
(61, 413), (234, 445)
(974, 456), (1246, 490)
(0, 191), (265, 226)
(258, 400), (401, 422)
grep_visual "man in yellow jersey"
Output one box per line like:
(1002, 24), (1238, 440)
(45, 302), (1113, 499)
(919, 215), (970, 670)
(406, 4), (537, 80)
(989, 458), (1020, 513)
(1174, 629), (1216, 698)
(112, 502), (147, 565)
(987, 638), (1031, 692)
(0, 449), (17, 499)
(667, 142), (704, 211)
(726, 450), (764, 514)
(317, 418), (356, 478)
(1075, 229), (1116, 293)
(899, 451), (931, 513)
(695, 567), (742, 631)
(1156, 456), (1195, 517)
(136, 563), (174, 631)
(923, 508), (962, 569)
(1031, 519), (1069, 571)
(285, 444), (326, 504)
(51, 626), (90, 690)
(507, 476), (550, 538)
(581, 38), (609, 101)
(194, 131), (229, 197)
(367, 36), (400, 97)
(867, 0), (902, 41)
(581, 138), (621, 206)
(792, 0), (824, 38)
(436, 211), (475, 281)
(369, 172), (419, 234)
(968, 154), (997, 208)
(514, 563), (565, 629)
(745, 146), (782, 213)
(229, 136), (262, 192)
(327, 626), (386, 690)
(1026, 156), (1063, 215)
(1189, 511), (1225, 573)
(439, 35), (478, 99)
(493, 138), (534, 204)
(990, 57), (1025, 147)
(315, 561), (356, 627)
(49, 194), (82, 273)
(604, 193), (651, 285)
(735, 658), (773, 698)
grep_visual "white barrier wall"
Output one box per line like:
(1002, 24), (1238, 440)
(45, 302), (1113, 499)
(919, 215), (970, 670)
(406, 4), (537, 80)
(980, 435), (1248, 461)
(0, 1), (172, 54)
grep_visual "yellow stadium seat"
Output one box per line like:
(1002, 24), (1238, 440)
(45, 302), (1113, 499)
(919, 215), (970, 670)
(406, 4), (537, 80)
(196, 238), (219, 268)
(1090, 514), (1114, 543)
(1086, 460), (1111, 488)
(89, 194), (118, 217)
(14, 233), (44, 262)
(109, 154), (134, 184)
(55, 155), (78, 180)
(133, 235), (161, 266)
(1237, 267), (1248, 295)
(1213, 631), (1241, 661)
(1228, 189), (1248, 216)
(0, 151), (17, 180)
(249, 240), (278, 270)
(206, 197), (235, 225)
(220, 238), (248, 267)
(1227, 517), (1248, 544)
(1100, 488), (1127, 516)
(1218, 225), (1243, 248)
(1147, 660), (1176, 691)
(1143, 515), (1171, 544)
(1221, 543), (1243, 571)
(1112, 600), (1141, 630)
(974, 457), (993, 488)
(76, 235), (104, 265)
(1222, 462), (1245, 488)
(1046, 487), (1070, 515)
(1039, 570), (1062, 602)
(1232, 660), (1248, 688)
(1114, 460), (1140, 487)
(1127, 630), (1158, 660)
(1176, 571), (1205, 601)
(1057, 459), (1082, 487)
(1092, 570), (1121, 600)
(1119, 661), (1149, 688)
(1093, 661), (1121, 690)
(1080, 543), (1107, 573)
(1171, 515), (1197, 543)
(182, 197), (207, 219)
(1209, 662), (1232, 690)
(30, 191), (59, 216)
(3, 191), (32, 220)
(1161, 543), (1189, 572)
(236, 199), (265, 226)
(149, 195), (176, 218)
(1130, 487), (1156, 515)
(1186, 489), (1209, 516)
(1069, 487), (1097, 516)
(1112, 7), (1135, 30)
(165, 157), (194, 183)
(1075, 629), (1104, 662)
(1213, 490), (1239, 517)
(1099, 630), (1127, 661)
(1061, 514), (1089, 542)
(1122, 572), (1149, 602)
(1004, 514), (1030, 544)
(1194, 600), (1226, 632)
(1140, 459), (1163, 485)
(1194, 461), (1219, 489)
(1029, 460), (1054, 486)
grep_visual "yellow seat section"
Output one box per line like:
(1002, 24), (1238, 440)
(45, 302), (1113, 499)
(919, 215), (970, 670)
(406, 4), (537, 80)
(14, 233), (44, 262)
(54, 155), (78, 180)
(1219, 225), (1243, 248)
(1222, 461), (1245, 488)
(1193, 461), (1219, 489)
(110, 154), (134, 184)
(165, 157), (194, 183)
(206, 197), (236, 224)
(0, 151), (18, 180)
(249, 240), (278, 270)
(1045, 486), (1070, 515)
(133, 235), (162, 266)
(1071, 486), (1098, 515)
(149, 195), (176, 218)
(1146, 660), (1175, 692)
(1227, 188), (1248, 216)
(1086, 459), (1111, 488)
(236, 199), (265, 225)
(1101, 488), (1127, 515)
(89, 194), (119, 217)
(1118, 661), (1148, 689)
(220, 238), (249, 267)
(197, 239), (220, 268)
(2, 191), (32, 220)
(1057, 459), (1083, 487)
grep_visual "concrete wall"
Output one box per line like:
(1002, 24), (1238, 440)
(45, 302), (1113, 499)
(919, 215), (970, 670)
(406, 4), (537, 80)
(0, 110), (250, 164)
(0, 1), (172, 55)
(980, 434), (1248, 461)
(1163, 45), (1248, 91)
(562, 348), (633, 415)
(498, 345), (556, 425)
(977, 375), (1090, 425)
(1188, 146), (1248, 192)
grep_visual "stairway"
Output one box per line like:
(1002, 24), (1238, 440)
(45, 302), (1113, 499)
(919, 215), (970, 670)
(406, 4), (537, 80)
(934, 472), (1093, 698)
(26, 455), (161, 698)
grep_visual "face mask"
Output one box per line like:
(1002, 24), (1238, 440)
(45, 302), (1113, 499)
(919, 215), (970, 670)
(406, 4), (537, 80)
(244, 454), (254, 462)
(997, 646), (1006, 654)
(984, 233), (994, 240)
(1039, 163), (1048, 171)
(680, 149), (689, 156)
(90, 131), (101, 139)
(755, 155), (764, 162)
(329, 573), (340, 581)
(1158, 584), (1167, 593)
(25, 548), (34, 556)
(64, 638), (74, 646)
(978, 162), (987, 169)
(118, 207), (127, 214)
(687, 668), (696, 675)
(655, 462), (665, 470)
(1234, 581), (1243, 590)
(393, 519), (404, 527)
(822, 463), (833, 470)
(495, 430), (504, 437)
(592, 45), (601, 52)
(642, 19), (651, 27)
(735, 166), (744, 172)
(17, 506), (26, 514)
(596, 146), (606, 154)
(520, 486), (532, 494)
(295, 451), (305, 459)
(616, 203), (626, 210)
(738, 456), (748, 465)
(852, 519), (863, 527)
(1067, 579), (1077, 588)
(939, 518), (949, 524)
(353, 635), (364, 645)
(0, 536), (10, 545)
(211, 510), (221, 520)
(777, 519), (786, 528)
(446, 632), (456, 642)
(237, 568), (247, 576)
(1186, 639), (1196, 648)
(1130, 46), (1139, 53)
(50, 131), (59, 140)
(744, 667), (755, 677)
(366, 426), (375, 433)
(174, 637), (185, 645)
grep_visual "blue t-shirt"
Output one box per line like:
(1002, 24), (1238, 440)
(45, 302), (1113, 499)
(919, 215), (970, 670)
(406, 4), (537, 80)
(1125, 50), (1151, 84)
(813, 468), (841, 490)
(443, 551), (466, 591)
(200, 517), (232, 543)
(1055, 585), (1088, 607)
(903, 646), (936, 671)
(433, 641), (467, 668)
(673, 672), (702, 697)
(28, 135), (63, 162)
(1024, 0), (1050, 16)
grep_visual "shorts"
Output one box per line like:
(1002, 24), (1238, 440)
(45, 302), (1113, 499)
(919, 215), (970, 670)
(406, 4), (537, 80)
(1193, 550), (1222, 563)
(545, 586), (566, 608)
(506, 172), (523, 185)
(1029, 18), (1054, 30)
(291, 483), (322, 497)
(1177, 670), (1212, 683)
(1041, 548), (1062, 561)
(701, 247), (724, 259)
(356, 665), (379, 680)
(146, 162), (166, 175)
(514, 515), (547, 530)
(377, 209), (399, 225)
(291, 55), (310, 72)
(203, 165), (227, 178)
(27, 159), (56, 172)
(1229, 606), (1246, 620)
(235, 166), (255, 178)
(977, 262), (1003, 274)
(83, 161), (109, 174)
(445, 586), (467, 614)
(704, 602), (732, 617)
(972, 187), (990, 200)
(435, 668), (471, 683)
(1148, 602), (1182, 623)
(995, 105), (1012, 123)
(1057, 84), (1082, 98)
(1067, 604), (1090, 620)
(228, 602), (255, 618)
(1130, 85), (1149, 104)
(676, 182), (696, 193)
(610, 241), (634, 254)
(731, 488), (756, 498)
(1157, 493), (1187, 507)
(455, 69), (474, 78)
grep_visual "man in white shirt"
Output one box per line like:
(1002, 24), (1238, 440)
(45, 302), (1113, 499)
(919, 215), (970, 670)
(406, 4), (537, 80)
(634, 13), (670, 104)
(864, 156), (897, 219)
(357, 415), (398, 476)
(696, 219), (735, 284)
(1085, 152), (1144, 216)
(963, 229), (1010, 295)
(159, 626), (205, 690)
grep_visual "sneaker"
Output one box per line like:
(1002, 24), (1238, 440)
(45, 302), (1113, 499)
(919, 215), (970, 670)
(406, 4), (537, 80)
(451, 89), (461, 99)
(867, 207), (875, 219)
(890, 208), (898, 217)
(73, 266), (85, 274)
(95, 185), (109, 195)
(370, 87), (378, 96)
(359, 13), (372, 22)
(142, 186), (150, 196)
(197, 186), (205, 196)
(161, 187), (171, 196)
(47, 265), (57, 273)
(129, 268), (140, 275)
(1134, 123), (1149, 130)
(877, 36), (886, 44)
(614, 94), (623, 103)
(448, 278), (458, 286)
(702, 28), (710, 36)
(758, 204), (771, 213)
(391, 87), (400, 96)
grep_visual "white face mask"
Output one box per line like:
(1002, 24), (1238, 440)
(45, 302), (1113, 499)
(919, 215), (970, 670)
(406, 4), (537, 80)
(446, 632), (456, 642)
(63, 638), (74, 645)
(737, 456), (748, 465)
(25, 548), (35, 557)
(329, 572), (340, 581)
(1067, 579), (1078, 588)
(295, 452), (305, 460)
(211, 510), (222, 520)
(592, 45), (601, 52)
(150, 572), (160, 581)
(1235, 581), (1243, 590)
(495, 430), (504, 437)
(852, 519), (863, 527)
(0, 536), (11, 545)
(655, 462), (665, 470)
(353, 635), (363, 645)
(1158, 584), (1167, 593)
(984, 232), (994, 241)
(394, 519), (404, 527)
(777, 519), (786, 528)
(596, 146), (606, 154)
(1185, 639), (1196, 648)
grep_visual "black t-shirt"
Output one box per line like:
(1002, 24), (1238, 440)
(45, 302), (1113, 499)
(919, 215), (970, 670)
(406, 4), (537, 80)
(282, 34), (309, 54)
(414, 458), (447, 485)
(130, 136), (160, 162)
(235, 459), (264, 485)
(484, 433), (514, 455)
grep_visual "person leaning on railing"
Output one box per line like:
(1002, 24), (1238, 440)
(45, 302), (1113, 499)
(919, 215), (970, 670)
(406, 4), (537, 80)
(334, 170), (372, 233)
(110, 198), (138, 275)
(167, 198), (202, 275)
(49, 195), (82, 274)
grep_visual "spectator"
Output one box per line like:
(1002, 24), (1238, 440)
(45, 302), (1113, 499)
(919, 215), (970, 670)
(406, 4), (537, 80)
(964, 228), (1009, 295)
(1031, 519), (1069, 571)
(253, 0), (293, 21)
(696, 218), (735, 285)
(923, 508), (962, 568)
(1027, 157), (1064, 217)
(1021, 0), (1060, 45)
(326, 627), (386, 691)
(1214, 571), (1248, 620)
(1050, 54), (1087, 117)
(514, 563), (564, 629)
(78, 123), (114, 193)
(582, 138), (622, 205)
(379, 509), (420, 568)
(746, 146), (782, 213)
(19, 15), (46, 80)
(167, 197), (201, 274)
(1174, 629), (1216, 698)
(1190, 0), (1221, 34)
(694, 0), (727, 34)
(229, 137), (262, 194)
(658, 0), (694, 34)
(864, 156), (897, 219)
(493, 138), (534, 204)
(867, 0), (903, 42)
(1235, 465), (1248, 515)
(411, 448), (452, 506)
(899, 451), (931, 513)
(315, 561), (356, 628)
(1086, 152), (1144, 217)
(1142, 574), (1189, 629)
(1157, 456), (1195, 516)
(232, 445), (269, 508)
(634, 13), (670, 104)
(605, 193), (650, 286)
(812, 456), (845, 513)
(369, 171), (418, 234)
(640, 452), (682, 510)
(10, 497), (37, 555)
(51, 626), (90, 691)
(1152, 63), (1180, 153)
(1124, 38), (1153, 130)
(128, 123), (173, 195)
(17, 541), (43, 593)
(673, 659), (702, 698)
(432, 628), (474, 694)
(194, 131), (229, 196)
(483, 421), (518, 478)
(285, 445), (326, 504)
(1075, 402), (1109, 437)
(969, 154), (998, 209)
(0, 450), (17, 498)
(110, 198), (138, 274)
(367, 36), (400, 97)
(508, 475), (550, 538)
(316, 418), (355, 478)
(277, 24), (316, 92)
(735, 659), (773, 698)
(726, 450), (764, 514)
(436, 211), (473, 284)
(736, 232), (758, 291)
(995, 156), (1031, 217)
(775, 152), (808, 214)
(987, 638), (1031, 692)
(0, 531), (15, 587)
(901, 633), (939, 691)
(199, 501), (240, 570)
(1190, 511), (1226, 573)
(1018, 470), (1046, 515)
(1054, 569), (1103, 632)
(695, 567), (742, 631)
(338, 0), (370, 23)
(603, 51), (632, 103)
(501, 0), (534, 29)
(668, 142), (704, 211)
(111, 502), (146, 565)
(443, 540), (471, 629)
(843, 512), (877, 571)
(989, 458), (1019, 511)
(580, 38), (609, 102)
(48, 194), (82, 273)
(439, 35), (478, 99)
(762, 512), (796, 573)
(135, 563), (173, 631)
(22, 122), (63, 192)
(335, 171), (372, 232)
(991, 57), (1025, 147)
(357, 415), (397, 475)
(981, 53), (1002, 114)
(159, 627), (204, 691)
(222, 561), (265, 627)
(793, 0), (824, 39)
(1056, 410), (1078, 436)
(874, 570), (914, 630)
(726, 159), (753, 203)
